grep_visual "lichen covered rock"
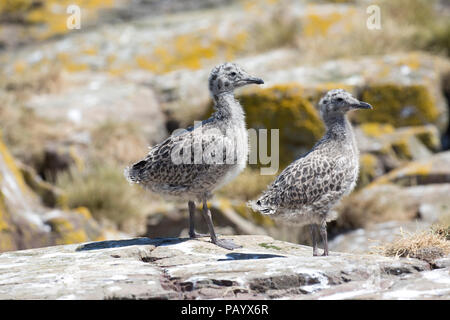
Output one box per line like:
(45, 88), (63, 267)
(354, 84), (440, 128)
(0, 235), (439, 300)
(336, 183), (450, 230)
(370, 151), (450, 187)
(239, 84), (325, 167)
(355, 123), (442, 188)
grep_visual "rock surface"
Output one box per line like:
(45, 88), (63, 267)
(329, 221), (431, 254)
(26, 71), (167, 140)
(1, 235), (448, 300)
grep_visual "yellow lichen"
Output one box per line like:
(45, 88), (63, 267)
(68, 146), (84, 172)
(303, 11), (344, 37)
(56, 229), (87, 245)
(20, 164), (66, 208)
(48, 217), (73, 233)
(57, 53), (88, 73)
(81, 46), (98, 56)
(360, 122), (395, 138)
(358, 153), (379, 188)
(135, 31), (248, 74)
(5, 0), (117, 40)
(47, 217), (88, 245)
(400, 126), (441, 151)
(397, 52), (421, 71)
(0, 192), (11, 232)
(0, 131), (29, 194)
(74, 206), (92, 220)
(369, 161), (433, 187)
(391, 138), (413, 160)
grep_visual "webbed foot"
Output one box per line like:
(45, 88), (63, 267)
(213, 238), (242, 250)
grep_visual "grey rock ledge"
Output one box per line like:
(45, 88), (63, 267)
(0, 235), (448, 300)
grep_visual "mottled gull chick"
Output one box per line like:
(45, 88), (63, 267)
(125, 62), (264, 250)
(248, 89), (372, 256)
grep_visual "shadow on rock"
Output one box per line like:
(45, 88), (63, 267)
(75, 237), (189, 251)
(218, 252), (286, 261)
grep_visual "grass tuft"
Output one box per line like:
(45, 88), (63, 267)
(375, 227), (450, 262)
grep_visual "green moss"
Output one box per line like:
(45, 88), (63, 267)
(356, 84), (439, 128)
(239, 84), (325, 168)
(258, 242), (282, 250)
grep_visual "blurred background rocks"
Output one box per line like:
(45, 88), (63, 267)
(0, 0), (449, 258)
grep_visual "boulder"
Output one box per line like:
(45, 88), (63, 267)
(370, 151), (450, 187)
(329, 221), (431, 254)
(0, 235), (441, 300)
(336, 183), (450, 230)
(355, 124), (441, 188)
(25, 72), (167, 143)
(333, 152), (450, 236)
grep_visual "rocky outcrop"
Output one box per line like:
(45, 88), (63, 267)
(0, 131), (105, 252)
(25, 72), (167, 142)
(1, 235), (448, 300)
(369, 151), (450, 187)
(334, 152), (450, 232)
(355, 124), (441, 188)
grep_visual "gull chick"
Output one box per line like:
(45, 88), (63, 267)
(248, 89), (372, 256)
(125, 63), (264, 250)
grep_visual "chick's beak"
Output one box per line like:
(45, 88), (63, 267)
(243, 77), (264, 85)
(353, 101), (373, 110)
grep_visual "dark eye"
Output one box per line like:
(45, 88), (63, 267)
(336, 98), (343, 102)
(230, 72), (237, 77)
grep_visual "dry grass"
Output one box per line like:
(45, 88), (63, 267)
(88, 120), (149, 167)
(375, 227), (450, 262)
(56, 165), (150, 230)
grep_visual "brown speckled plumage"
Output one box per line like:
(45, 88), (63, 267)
(248, 89), (372, 256)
